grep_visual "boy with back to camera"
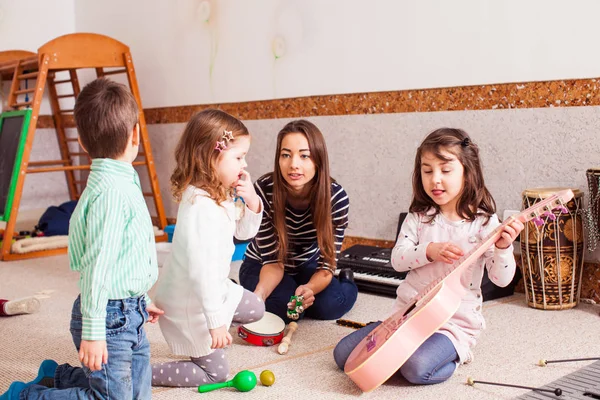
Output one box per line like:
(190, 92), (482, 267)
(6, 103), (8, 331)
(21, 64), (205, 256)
(1, 77), (163, 400)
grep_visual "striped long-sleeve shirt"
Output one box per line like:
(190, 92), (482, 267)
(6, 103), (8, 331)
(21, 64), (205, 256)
(68, 158), (158, 340)
(245, 174), (349, 273)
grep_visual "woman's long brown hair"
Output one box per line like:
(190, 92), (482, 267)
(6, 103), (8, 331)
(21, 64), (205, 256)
(410, 128), (496, 224)
(170, 109), (249, 204)
(271, 120), (337, 268)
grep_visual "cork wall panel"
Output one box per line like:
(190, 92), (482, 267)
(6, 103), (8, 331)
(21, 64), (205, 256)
(38, 77), (600, 127)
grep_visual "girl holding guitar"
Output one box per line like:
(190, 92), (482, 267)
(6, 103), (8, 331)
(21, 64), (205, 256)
(334, 128), (524, 385)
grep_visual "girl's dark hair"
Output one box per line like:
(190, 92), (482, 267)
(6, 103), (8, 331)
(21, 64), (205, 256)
(410, 128), (496, 223)
(270, 120), (337, 268)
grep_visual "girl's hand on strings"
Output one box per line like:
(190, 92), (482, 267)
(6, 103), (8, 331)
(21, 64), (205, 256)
(495, 219), (524, 249)
(427, 242), (464, 264)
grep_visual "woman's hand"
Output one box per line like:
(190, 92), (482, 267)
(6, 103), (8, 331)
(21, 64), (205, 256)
(495, 219), (524, 250)
(293, 285), (315, 310)
(426, 242), (464, 264)
(236, 170), (261, 213)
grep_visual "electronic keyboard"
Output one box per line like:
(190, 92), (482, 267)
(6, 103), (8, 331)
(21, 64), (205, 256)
(336, 244), (407, 297)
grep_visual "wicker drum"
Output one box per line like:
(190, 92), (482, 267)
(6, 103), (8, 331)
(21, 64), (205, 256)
(520, 188), (584, 310)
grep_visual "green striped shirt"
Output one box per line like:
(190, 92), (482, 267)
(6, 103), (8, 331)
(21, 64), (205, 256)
(68, 158), (158, 340)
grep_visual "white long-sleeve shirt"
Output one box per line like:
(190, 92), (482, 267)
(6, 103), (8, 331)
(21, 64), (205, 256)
(154, 186), (263, 357)
(391, 209), (516, 363)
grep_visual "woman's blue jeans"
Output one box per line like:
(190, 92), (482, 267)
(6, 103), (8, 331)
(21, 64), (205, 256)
(239, 257), (358, 321)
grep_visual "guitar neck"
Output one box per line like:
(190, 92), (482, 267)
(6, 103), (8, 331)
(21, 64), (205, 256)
(415, 190), (573, 303)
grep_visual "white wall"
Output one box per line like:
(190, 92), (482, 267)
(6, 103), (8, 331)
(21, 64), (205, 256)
(0, 0), (76, 114)
(2, 1), (600, 108)
(0, 0), (76, 51)
(72, 0), (600, 108)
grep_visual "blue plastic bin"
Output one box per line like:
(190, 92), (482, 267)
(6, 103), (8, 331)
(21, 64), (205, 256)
(164, 224), (176, 242)
(232, 242), (249, 261)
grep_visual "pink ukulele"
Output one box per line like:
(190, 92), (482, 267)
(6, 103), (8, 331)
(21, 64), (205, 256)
(344, 190), (574, 392)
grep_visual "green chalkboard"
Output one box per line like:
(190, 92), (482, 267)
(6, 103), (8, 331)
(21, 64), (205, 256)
(0, 109), (32, 222)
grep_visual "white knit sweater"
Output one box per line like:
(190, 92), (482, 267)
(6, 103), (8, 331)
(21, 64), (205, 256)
(154, 186), (263, 357)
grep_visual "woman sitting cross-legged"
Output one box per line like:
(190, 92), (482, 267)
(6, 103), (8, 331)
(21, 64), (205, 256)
(239, 119), (358, 321)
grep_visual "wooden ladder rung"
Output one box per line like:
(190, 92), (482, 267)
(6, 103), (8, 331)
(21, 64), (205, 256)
(53, 79), (72, 84)
(28, 159), (71, 167)
(18, 71), (38, 79)
(0, 63), (18, 73)
(59, 109), (74, 113)
(27, 165), (91, 173)
(100, 69), (127, 76)
(14, 88), (35, 95)
(57, 93), (75, 99)
(66, 138), (79, 142)
(12, 101), (32, 107)
(20, 56), (39, 67)
(69, 152), (88, 157)
(28, 162), (146, 174)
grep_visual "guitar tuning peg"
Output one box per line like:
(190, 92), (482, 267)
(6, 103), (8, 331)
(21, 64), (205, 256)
(543, 211), (556, 221)
(553, 205), (569, 214)
(533, 217), (545, 227)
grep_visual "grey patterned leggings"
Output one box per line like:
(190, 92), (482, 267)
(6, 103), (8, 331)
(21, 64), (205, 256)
(152, 289), (265, 387)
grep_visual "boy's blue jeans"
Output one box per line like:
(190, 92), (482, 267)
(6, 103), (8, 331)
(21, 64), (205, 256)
(333, 321), (459, 385)
(239, 256), (358, 321)
(21, 295), (151, 399)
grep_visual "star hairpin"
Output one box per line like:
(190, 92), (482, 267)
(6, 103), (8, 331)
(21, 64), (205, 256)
(215, 140), (227, 152)
(223, 130), (234, 142)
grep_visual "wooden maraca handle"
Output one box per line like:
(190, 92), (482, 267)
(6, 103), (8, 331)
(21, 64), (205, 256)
(277, 322), (298, 355)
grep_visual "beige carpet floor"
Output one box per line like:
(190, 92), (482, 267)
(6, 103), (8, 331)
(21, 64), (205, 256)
(1, 255), (599, 399)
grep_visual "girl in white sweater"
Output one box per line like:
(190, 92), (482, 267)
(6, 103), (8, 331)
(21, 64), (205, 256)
(334, 128), (524, 385)
(152, 109), (264, 387)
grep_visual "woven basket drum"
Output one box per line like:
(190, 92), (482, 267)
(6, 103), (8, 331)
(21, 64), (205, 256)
(520, 188), (584, 310)
(585, 168), (600, 251)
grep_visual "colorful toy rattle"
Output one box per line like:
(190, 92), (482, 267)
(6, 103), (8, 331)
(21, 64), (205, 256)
(197, 370), (257, 393)
(286, 295), (304, 320)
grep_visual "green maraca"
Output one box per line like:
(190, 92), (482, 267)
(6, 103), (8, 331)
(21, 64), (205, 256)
(198, 370), (257, 393)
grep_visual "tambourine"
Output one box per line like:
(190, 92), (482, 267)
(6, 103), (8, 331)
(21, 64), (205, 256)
(238, 312), (285, 346)
(286, 295), (304, 320)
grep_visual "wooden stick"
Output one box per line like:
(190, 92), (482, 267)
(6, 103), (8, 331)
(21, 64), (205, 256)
(277, 322), (298, 355)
